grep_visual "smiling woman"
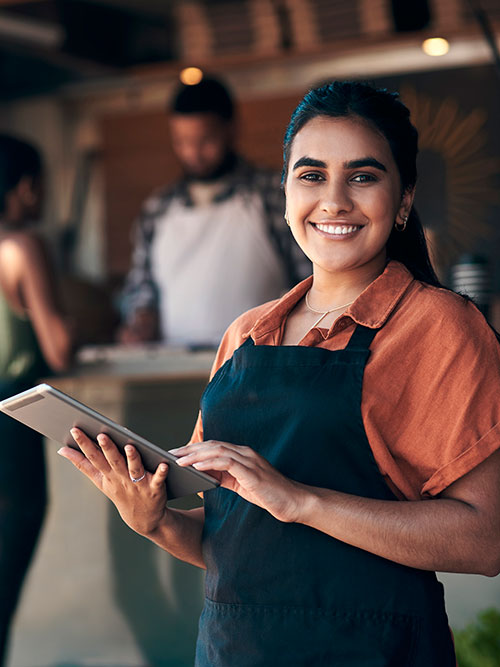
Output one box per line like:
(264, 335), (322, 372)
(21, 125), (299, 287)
(58, 82), (500, 667)
(284, 115), (409, 312)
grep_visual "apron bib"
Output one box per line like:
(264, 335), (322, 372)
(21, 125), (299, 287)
(151, 192), (288, 346)
(196, 326), (456, 666)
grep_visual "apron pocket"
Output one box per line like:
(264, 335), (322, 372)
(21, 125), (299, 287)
(195, 598), (421, 667)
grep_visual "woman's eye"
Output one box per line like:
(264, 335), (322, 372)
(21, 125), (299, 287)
(352, 173), (376, 183)
(299, 172), (324, 182)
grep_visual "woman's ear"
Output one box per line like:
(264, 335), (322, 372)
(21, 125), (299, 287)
(399, 186), (415, 221)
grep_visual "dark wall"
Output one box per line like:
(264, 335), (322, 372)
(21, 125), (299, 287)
(372, 65), (500, 287)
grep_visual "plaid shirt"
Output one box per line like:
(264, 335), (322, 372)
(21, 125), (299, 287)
(120, 157), (310, 321)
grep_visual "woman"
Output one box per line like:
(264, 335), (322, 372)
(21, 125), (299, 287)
(0, 135), (73, 666)
(60, 82), (500, 666)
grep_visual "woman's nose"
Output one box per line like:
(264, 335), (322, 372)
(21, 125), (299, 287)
(320, 181), (353, 215)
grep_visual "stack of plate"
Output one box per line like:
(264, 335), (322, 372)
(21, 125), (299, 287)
(449, 254), (491, 316)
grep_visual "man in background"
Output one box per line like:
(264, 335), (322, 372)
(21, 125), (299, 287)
(119, 76), (308, 347)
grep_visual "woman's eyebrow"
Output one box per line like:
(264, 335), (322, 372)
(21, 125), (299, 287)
(344, 157), (387, 172)
(292, 156), (388, 172)
(292, 156), (327, 170)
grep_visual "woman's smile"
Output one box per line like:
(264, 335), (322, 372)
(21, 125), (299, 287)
(311, 222), (363, 238)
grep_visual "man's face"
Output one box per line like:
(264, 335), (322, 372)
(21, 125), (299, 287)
(169, 112), (233, 180)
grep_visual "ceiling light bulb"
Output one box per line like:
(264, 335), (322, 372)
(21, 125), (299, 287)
(179, 67), (204, 86)
(422, 38), (450, 56)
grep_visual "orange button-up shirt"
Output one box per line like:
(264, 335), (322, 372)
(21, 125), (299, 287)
(190, 260), (500, 500)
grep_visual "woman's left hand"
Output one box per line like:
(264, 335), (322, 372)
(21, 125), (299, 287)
(171, 441), (305, 523)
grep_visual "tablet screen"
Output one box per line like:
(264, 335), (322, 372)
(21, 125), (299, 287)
(0, 383), (218, 500)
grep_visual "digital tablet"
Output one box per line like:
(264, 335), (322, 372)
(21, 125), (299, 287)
(0, 383), (219, 500)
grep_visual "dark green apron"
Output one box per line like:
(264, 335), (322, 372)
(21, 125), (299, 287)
(196, 326), (456, 666)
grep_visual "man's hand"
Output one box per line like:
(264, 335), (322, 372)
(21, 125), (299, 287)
(117, 307), (159, 344)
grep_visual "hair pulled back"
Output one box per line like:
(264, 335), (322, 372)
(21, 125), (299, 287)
(282, 81), (441, 287)
(0, 134), (42, 215)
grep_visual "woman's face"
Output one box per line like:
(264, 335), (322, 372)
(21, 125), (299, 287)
(285, 115), (413, 279)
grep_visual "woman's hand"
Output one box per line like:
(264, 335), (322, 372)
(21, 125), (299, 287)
(58, 428), (169, 537)
(171, 441), (305, 523)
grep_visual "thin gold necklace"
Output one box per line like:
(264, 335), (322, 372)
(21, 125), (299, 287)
(285, 291), (354, 344)
(305, 291), (354, 315)
(304, 291), (354, 329)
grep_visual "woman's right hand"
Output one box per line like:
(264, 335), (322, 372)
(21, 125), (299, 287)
(58, 428), (169, 537)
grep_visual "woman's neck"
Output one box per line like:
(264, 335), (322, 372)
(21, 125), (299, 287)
(309, 260), (387, 311)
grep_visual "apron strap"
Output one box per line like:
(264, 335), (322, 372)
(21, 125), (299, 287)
(345, 324), (379, 351)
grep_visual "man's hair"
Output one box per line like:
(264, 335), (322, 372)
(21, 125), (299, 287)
(169, 76), (234, 120)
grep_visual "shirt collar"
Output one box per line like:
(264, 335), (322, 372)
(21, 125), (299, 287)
(245, 260), (414, 342)
(348, 260), (414, 328)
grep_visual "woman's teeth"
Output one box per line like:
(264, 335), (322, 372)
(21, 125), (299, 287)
(314, 223), (360, 235)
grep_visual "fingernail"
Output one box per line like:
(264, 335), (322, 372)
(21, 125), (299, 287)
(70, 428), (79, 438)
(169, 447), (180, 454)
(159, 463), (168, 472)
(57, 448), (64, 456)
(125, 445), (133, 453)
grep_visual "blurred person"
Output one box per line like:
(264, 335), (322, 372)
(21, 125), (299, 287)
(0, 135), (73, 666)
(119, 75), (309, 347)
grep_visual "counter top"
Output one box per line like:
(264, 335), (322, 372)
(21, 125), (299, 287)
(56, 343), (217, 383)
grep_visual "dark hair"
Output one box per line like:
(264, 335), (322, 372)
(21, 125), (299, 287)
(0, 134), (42, 214)
(169, 76), (234, 121)
(282, 80), (441, 287)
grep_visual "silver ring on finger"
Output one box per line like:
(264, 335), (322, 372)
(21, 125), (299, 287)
(130, 473), (146, 483)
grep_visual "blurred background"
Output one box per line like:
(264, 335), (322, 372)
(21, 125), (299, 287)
(0, 1), (499, 666)
(0, 0), (499, 311)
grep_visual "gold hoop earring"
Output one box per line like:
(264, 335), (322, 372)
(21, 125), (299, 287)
(394, 214), (408, 232)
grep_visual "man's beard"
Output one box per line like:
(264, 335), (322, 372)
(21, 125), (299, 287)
(184, 151), (237, 183)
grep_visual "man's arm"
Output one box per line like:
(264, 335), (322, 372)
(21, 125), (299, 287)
(259, 169), (312, 285)
(118, 191), (170, 342)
